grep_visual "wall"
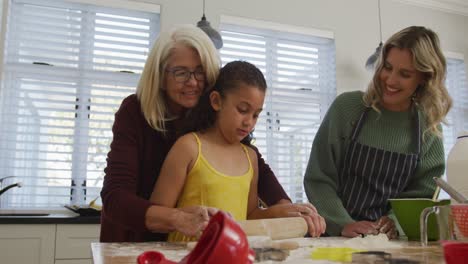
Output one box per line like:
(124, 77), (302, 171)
(0, 0), (2, 26)
(1, 0), (467, 93)
(138, 0), (468, 94)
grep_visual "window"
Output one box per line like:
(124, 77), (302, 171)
(443, 55), (468, 151)
(0, 0), (160, 209)
(437, 54), (468, 199)
(443, 56), (468, 159)
(220, 16), (336, 203)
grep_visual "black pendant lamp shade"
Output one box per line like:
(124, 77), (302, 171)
(197, 0), (223, 49)
(366, 0), (383, 70)
(365, 42), (383, 70)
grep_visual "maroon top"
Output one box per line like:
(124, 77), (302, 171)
(100, 94), (290, 242)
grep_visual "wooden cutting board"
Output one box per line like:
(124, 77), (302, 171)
(237, 217), (307, 240)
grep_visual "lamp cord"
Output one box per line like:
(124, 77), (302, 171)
(203, 0), (206, 16)
(378, 0), (382, 42)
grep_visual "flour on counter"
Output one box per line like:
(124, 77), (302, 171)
(256, 235), (402, 263)
(342, 233), (402, 249)
(274, 234), (402, 249)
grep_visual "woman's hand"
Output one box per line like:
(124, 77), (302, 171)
(267, 202), (326, 237)
(375, 216), (398, 239)
(172, 206), (218, 237)
(341, 221), (379, 238)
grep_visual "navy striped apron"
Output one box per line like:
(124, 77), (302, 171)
(338, 107), (420, 221)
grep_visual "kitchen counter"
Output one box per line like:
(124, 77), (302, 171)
(91, 237), (445, 263)
(0, 210), (100, 224)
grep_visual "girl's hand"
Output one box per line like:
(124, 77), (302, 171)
(284, 202), (326, 237)
(267, 202), (326, 237)
(173, 206), (218, 237)
(375, 216), (398, 239)
(291, 203), (325, 237)
(341, 221), (379, 238)
(302, 212), (326, 237)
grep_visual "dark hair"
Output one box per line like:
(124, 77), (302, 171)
(183, 60), (267, 145)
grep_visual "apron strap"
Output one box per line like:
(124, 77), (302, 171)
(412, 106), (421, 156)
(351, 108), (370, 141)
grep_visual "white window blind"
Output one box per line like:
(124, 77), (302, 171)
(437, 56), (468, 199)
(220, 19), (336, 203)
(0, 0), (159, 209)
(443, 57), (468, 162)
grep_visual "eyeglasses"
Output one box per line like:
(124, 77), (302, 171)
(166, 68), (206, 83)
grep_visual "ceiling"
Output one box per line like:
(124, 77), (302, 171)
(394, 0), (468, 17)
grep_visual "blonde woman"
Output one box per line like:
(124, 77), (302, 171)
(101, 25), (319, 242)
(304, 26), (452, 239)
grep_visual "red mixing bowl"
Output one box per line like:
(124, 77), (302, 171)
(137, 211), (254, 264)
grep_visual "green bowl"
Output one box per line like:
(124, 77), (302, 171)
(389, 198), (450, 241)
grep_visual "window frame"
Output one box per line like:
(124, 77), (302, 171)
(219, 15), (337, 203)
(0, 0), (160, 209)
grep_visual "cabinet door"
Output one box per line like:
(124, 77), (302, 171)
(55, 224), (100, 260)
(0, 224), (55, 264)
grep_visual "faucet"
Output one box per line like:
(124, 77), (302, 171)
(0, 176), (22, 196)
(0, 176), (16, 185)
(0, 182), (22, 196)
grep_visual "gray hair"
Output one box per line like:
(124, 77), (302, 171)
(136, 24), (220, 132)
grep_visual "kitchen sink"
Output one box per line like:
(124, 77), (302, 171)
(0, 213), (50, 216)
(0, 209), (51, 217)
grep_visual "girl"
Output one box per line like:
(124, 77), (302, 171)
(151, 61), (325, 241)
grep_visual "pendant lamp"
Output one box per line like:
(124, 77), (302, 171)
(197, 0), (223, 49)
(365, 0), (383, 70)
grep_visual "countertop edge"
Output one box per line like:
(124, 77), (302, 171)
(0, 215), (101, 224)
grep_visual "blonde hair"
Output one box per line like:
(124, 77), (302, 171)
(136, 24), (220, 132)
(363, 26), (452, 137)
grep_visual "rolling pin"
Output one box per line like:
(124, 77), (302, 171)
(237, 217), (308, 240)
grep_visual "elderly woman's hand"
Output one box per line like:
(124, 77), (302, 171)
(172, 206), (218, 237)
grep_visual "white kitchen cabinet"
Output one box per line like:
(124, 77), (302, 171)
(0, 224), (56, 264)
(0, 224), (99, 264)
(55, 224), (100, 261)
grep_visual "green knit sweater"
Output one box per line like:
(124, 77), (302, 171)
(304, 91), (445, 236)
